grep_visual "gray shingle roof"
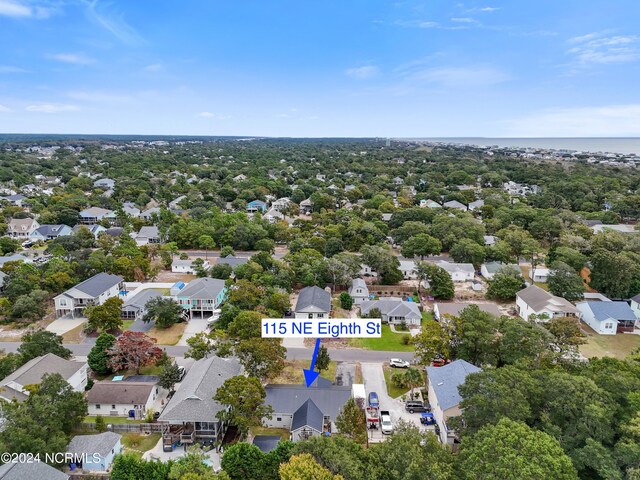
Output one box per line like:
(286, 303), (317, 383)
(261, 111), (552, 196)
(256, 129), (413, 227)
(33, 224), (70, 237)
(72, 272), (123, 297)
(360, 299), (421, 319)
(291, 398), (324, 432)
(1, 353), (84, 389)
(265, 382), (351, 421)
(137, 226), (159, 238)
(252, 435), (281, 453)
(0, 462), (69, 480)
(436, 303), (502, 319)
(435, 261), (475, 275)
(87, 381), (156, 405)
(158, 355), (242, 423)
(216, 256), (250, 268)
(426, 359), (481, 411)
(179, 278), (225, 300)
(583, 301), (637, 322)
(517, 285), (579, 315)
(295, 286), (331, 313)
(482, 262), (519, 274)
(122, 289), (163, 311)
(67, 432), (121, 457)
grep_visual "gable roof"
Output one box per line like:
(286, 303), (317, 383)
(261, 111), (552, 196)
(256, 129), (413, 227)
(8, 218), (37, 230)
(0, 462), (69, 480)
(67, 432), (121, 457)
(291, 398), (324, 432)
(443, 200), (467, 210)
(482, 261), (519, 274)
(33, 224), (70, 237)
(295, 286), (331, 313)
(360, 298), (421, 319)
(72, 272), (123, 297)
(581, 301), (637, 322)
(426, 359), (481, 411)
(79, 206), (114, 217)
(122, 289), (163, 311)
(435, 261), (475, 275)
(216, 256), (250, 268)
(1, 353), (84, 390)
(158, 356), (242, 423)
(517, 285), (579, 315)
(87, 381), (156, 404)
(265, 382), (351, 421)
(349, 278), (369, 297)
(252, 435), (281, 453)
(136, 226), (159, 238)
(179, 277), (225, 300)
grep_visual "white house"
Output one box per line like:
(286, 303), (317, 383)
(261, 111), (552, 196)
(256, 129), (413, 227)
(7, 217), (39, 238)
(294, 286), (331, 320)
(171, 258), (210, 274)
(54, 272), (124, 318)
(426, 360), (481, 446)
(348, 278), (370, 305)
(529, 267), (550, 283)
(67, 432), (122, 472)
(360, 298), (422, 326)
(30, 224), (73, 241)
(399, 259), (418, 280)
(133, 226), (161, 246)
(576, 301), (638, 335)
(435, 261), (475, 282)
(420, 199), (441, 209)
(359, 264), (378, 277)
(87, 381), (164, 418)
(516, 285), (579, 322)
(480, 262), (519, 280)
(0, 353), (88, 402)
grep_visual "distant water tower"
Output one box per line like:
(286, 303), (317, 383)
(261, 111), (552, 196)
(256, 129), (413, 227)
(385, 138), (391, 147)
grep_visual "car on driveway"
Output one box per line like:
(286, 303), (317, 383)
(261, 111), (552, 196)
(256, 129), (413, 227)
(177, 366), (186, 381)
(405, 400), (429, 413)
(389, 358), (410, 368)
(368, 391), (379, 408)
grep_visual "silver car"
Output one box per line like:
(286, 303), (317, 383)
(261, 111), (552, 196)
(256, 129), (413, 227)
(389, 358), (410, 368)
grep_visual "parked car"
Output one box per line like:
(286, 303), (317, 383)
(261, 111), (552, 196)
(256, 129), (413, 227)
(431, 358), (451, 367)
(389, 358), (410, 368)
(368, 392), (379, 408)
(177, 366), (186, 381)
(380, 410), (393, 434)
(420, 412), (436, 425)
(405, 401), (429, 414)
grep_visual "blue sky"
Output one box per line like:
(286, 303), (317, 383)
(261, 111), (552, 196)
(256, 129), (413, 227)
(0, 0), (639, 137)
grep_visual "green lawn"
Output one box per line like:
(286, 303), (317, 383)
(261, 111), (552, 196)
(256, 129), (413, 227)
(580, 326), (640, 359)
(349, 324), (413, 351)
(121, 433), (161, 457)
(250, 427), (290, 440)
(383, 365), (410, 399)
(84, 416), (144, 424)
(122, 320), (134, 330)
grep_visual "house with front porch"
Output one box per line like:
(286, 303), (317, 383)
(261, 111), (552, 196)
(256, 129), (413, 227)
(175, 277), (226, 318)
(294, 286), (331, 320)
(30, 224), (72, 241)
(7, 217), (39, 238)
(87, 380), (164, 418)
(158, 355), (242, 451)
(516, 285), (579, 322)
(53, 272), (124, 318)
(360, 298), (422, 326)
(576, 301), (638, 335)
(79, 207), (116, 225)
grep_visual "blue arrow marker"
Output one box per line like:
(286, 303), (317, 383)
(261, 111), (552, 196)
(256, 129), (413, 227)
(303, 338), (321, 387)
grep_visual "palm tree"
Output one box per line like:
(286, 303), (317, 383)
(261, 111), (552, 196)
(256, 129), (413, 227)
(403, 367), (424, 399)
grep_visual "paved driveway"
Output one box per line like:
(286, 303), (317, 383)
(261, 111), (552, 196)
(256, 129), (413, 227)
(177, 318), (209, 346)
(361, 362), (423, 442)
(46, 317), (86, 336)
(129, 318), (154, 333)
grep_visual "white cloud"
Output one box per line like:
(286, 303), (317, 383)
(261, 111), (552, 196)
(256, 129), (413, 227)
(345, 65), (380, 79)
(67, 90), (131, 102)
(0, 104), (11, 112)
(82, 0), (146, 46)
(198, 112), (229, 120)
(403, 66), (509, 88)
(567, 32), (639, 65)
(26, 104), (79, 113)
(451, 17), (477, 23)
(0, 0), (52, 18)
(506, 104), (640, 136)
(49, 53), (95, 65)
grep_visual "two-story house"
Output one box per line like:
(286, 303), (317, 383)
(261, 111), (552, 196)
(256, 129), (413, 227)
(348, 278), (370, 305)
(79, 207), (116, 225)
(175, 277), (227, 319)
(54, 272), (124, 318)
(7, 217), (39, 239)
(0, 353), (88, 402)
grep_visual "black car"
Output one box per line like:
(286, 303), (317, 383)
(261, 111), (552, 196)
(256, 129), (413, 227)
(405, 401), (429, 414)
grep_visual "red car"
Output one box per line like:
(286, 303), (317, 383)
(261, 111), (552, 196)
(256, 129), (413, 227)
(431, 358), (451, 367)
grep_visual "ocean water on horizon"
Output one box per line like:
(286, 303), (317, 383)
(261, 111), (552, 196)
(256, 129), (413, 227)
(413, 137), (640, 156)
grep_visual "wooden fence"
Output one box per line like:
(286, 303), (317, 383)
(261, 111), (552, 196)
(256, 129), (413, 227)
(367, 285), (417, 297)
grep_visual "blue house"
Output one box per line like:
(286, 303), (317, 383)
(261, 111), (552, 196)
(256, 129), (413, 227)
(67, 432), (122, 472)
(175, 277), (227, 319)
(247, 199), (268, 213)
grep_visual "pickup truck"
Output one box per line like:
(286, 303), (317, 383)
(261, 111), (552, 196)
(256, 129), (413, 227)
(380, 410), (393, 435)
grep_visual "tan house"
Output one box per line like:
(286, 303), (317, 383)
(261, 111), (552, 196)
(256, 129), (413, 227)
(7, 217), (39, 239)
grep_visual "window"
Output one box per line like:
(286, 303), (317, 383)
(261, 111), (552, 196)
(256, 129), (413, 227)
(308, 314), (313, 319)
(276, 417), (282, 422)
(96, 404), (101, 409)
(112, 405), (116, 409)
(318, 313), (324, 318)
